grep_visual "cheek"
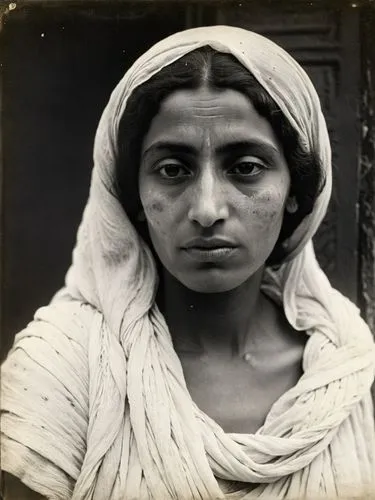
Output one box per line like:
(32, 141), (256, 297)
(141, 194), (174, 247)
(146, 200), (164, 217)
(144, 199), (167, 227)
(242, 188), (287, 227)
(140, 183), (165, 225)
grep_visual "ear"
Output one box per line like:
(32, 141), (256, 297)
(286, 195), (298, 214)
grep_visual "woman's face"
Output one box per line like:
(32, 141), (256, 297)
(139, 86), (291, 293)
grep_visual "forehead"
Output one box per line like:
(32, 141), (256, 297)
(142, 86), (281, 150)
(160, 86), (252, 118)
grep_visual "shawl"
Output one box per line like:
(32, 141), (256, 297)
(2, 25), (375, 500)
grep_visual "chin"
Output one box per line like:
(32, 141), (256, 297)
(177, 269), (250, 294)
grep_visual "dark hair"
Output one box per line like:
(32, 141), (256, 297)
(116, 46), (325, 265)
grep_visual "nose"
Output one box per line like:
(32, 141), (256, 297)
(187, 166), (229, 227)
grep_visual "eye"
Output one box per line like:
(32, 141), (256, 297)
(228, 157), (266, 177)
(157, 161), (191, 179)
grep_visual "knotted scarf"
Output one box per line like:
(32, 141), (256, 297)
(2, 25), (375, 499)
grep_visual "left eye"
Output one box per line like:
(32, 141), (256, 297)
(228, 160), (264, 177)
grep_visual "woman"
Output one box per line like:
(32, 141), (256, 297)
(1, 25), (375, 499)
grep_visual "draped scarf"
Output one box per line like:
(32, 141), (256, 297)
(2, 25), (375, 500)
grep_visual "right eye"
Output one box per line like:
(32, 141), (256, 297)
(157, 162), (191, 179)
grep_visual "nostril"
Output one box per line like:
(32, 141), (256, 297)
(188, 201), (229, 228)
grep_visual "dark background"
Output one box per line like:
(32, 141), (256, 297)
(1, 1), (375, 359)
(1, 2), (190, 357)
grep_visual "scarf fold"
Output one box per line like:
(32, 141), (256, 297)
(2, 25), (375, 499)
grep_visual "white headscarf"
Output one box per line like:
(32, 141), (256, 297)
(2, 26), (374, 500)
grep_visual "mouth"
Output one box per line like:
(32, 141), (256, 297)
(181, 238), (238, 262)
(183, 247), (237, 262)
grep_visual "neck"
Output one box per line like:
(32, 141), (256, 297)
(160, 268), (266, 357)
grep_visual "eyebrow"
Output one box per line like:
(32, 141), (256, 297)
(143, 142), (195, 158)
(142, 139), (281, 158)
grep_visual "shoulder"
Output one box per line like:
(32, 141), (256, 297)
(20, 299), (96, 351)
(2, 300), (97, 406)
(1, 300), (100, 499)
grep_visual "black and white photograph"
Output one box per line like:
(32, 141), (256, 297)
(1, 1), (375, 498)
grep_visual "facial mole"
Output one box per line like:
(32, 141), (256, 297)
(150, 201), (164, 213)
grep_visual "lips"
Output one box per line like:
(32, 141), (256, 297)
(182, 237), (237, 250)
(181, 237), (238, 262)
